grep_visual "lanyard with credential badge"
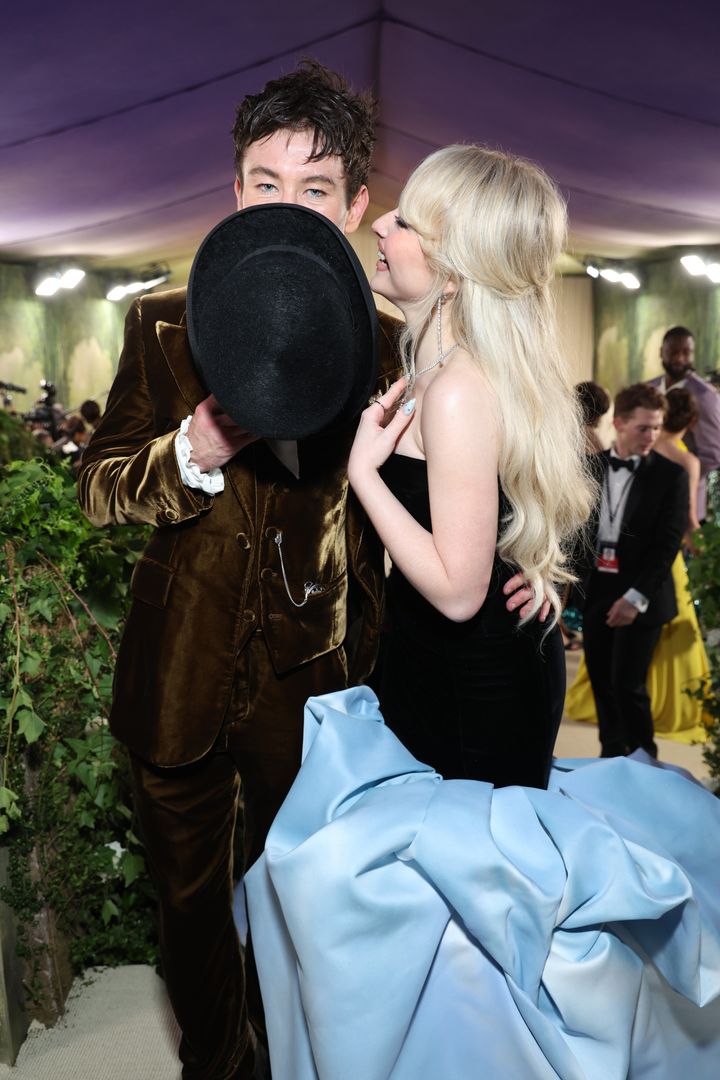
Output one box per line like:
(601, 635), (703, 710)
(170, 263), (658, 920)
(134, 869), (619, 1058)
(597, 463), (636, 573)
(604, 467), (635, 528)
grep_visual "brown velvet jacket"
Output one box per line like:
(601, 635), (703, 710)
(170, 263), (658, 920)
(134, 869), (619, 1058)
(77, 288), (401, 766)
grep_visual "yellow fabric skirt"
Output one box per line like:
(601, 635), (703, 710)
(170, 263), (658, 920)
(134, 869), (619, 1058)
(565, 553), (710, 743)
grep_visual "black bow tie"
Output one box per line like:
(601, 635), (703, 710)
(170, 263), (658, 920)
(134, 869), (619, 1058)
(609, 456), (636, 473)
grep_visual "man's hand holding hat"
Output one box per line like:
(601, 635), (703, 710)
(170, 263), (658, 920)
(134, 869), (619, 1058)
(187, 394), (258, 472)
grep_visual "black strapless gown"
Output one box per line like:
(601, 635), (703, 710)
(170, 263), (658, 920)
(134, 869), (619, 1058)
(372, 453), (565, 788)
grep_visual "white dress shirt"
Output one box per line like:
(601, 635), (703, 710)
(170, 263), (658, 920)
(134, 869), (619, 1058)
(598, 449), (649, 613)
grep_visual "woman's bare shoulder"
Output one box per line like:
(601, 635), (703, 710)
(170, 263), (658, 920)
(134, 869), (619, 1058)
(421, 353), (498, 459)
(423, 353), (493, 420)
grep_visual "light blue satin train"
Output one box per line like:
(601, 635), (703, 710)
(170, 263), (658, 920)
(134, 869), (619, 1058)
(245, 687), (720, 1079)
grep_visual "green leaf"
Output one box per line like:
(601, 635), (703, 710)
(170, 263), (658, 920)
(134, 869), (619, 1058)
(65, 737), (90, 757)
(85, 594), (122, 629)
(0, 602), (11, 625)
(5, 687), (33, 724)
(27, 596), (55, 623)
(52, 744), (67, 765)
(19, 650), (42, 677)
(0, 786), (20, 818)
(83, 651), (102, 680)
(101, 898), (120, 925)
(74, 762), (97, 795)
(16, 707), (45, 745)
(120, 852), (146, 888)
(94, 783), (112, 809)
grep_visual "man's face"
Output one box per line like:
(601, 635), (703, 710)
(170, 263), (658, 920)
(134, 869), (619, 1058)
(234, 129), (368, 235)
(661, 334), (694, 382)
(613, 407), (664, 457)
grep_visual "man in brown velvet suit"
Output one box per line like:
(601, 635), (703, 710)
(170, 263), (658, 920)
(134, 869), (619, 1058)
(78, 62), (400, 1080)
(78, 61), (537, 1080)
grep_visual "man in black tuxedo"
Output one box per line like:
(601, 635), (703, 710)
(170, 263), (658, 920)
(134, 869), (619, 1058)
(580, 383), (689, 757)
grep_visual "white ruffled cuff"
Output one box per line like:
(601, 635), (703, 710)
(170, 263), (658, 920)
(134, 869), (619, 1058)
(174, 415), (225, 495)
(623, 587), (649, 613)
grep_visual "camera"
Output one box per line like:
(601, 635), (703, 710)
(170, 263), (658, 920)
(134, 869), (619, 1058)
(22, 379), (60, 438)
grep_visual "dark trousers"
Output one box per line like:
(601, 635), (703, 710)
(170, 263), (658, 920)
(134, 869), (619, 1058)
(582, 606), (661, 757)
(130, 632), (347, 1080)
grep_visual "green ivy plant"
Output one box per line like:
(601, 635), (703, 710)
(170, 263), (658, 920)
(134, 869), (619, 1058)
(0, 454), (156, 1008)
(0, 410), (51, 467)
(686, 502), (720, 793)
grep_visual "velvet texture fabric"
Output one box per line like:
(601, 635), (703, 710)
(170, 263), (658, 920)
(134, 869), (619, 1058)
(130, 635), (349, 1080)
(77, 288), (401, 767)
(77, 286), (400, 1079)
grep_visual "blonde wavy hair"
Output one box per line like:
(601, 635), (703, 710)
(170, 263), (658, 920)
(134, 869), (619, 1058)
(398, 144), (595, 622)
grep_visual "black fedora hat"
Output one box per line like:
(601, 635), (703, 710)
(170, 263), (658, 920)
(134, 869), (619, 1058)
(186, 204), (378, 440)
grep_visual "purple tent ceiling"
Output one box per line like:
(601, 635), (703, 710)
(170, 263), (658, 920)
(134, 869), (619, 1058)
(2, 1), (720, 275)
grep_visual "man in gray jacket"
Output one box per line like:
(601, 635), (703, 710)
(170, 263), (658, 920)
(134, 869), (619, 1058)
(648, 325), (720, 519)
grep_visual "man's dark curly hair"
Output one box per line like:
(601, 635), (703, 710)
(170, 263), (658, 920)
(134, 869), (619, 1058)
(232, 60), (377, 201)
(614, 382), (667, 420)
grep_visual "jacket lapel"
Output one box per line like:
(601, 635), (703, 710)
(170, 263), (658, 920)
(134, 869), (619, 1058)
(156, 319), (208, 413)
(620, 452), (651, 532)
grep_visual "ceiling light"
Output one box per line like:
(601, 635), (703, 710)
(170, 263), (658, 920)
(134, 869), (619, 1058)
(35, 265), (86, 297)
(600, 268), (621, 283)
(35, 276), (62, 297)
(106, 285), (127, 302)
(681, 254), (707, 276)
(705, 263), (720, 283)
(105, 265), (171, 301)
(59, 267), (85, 289)
(585, 264), (599, 278)
(620, 272), (640, 290)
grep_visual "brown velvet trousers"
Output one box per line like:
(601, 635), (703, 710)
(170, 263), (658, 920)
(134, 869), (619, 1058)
(130, 632), (347, 1080)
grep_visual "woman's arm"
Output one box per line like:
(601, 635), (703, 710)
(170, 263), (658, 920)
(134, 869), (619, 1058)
(348, 370), (499, 622)
(684, 451), (701, 544)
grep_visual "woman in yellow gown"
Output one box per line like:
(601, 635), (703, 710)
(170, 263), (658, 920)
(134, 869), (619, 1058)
(565, 389), (710, 744)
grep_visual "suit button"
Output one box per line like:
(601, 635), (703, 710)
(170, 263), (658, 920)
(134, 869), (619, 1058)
(243, 610), (256, 623)
(158, 507), (179, 524)
(260, 567), (274, 580)
(235, 532), (250, 549)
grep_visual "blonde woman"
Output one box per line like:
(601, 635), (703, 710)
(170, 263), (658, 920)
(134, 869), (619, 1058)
(348, 144), (593, 788)
(246, 148), (720, 1080)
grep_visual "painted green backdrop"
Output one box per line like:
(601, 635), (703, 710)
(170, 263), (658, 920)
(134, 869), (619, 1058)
(3, 251), (720, 416)
(594, 253), (720, 392)
(0, 263), (126, 416)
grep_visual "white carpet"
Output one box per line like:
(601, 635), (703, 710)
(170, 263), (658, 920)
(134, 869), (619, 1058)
(0, 966), (180, 1080)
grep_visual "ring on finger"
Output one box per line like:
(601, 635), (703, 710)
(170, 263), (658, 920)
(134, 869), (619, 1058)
(368, 394), (387, 413)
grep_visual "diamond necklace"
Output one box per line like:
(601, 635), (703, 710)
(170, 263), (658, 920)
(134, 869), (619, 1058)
(409, 296), (458, 389)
